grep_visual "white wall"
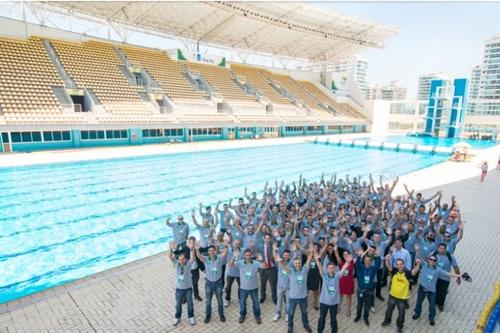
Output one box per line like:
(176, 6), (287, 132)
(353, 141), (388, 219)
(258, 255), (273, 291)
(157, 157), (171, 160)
(364, 100), (390, 136)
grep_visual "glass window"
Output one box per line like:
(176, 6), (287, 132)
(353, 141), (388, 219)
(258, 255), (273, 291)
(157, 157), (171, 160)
(21, 132), (32, 142)
(1, 133), (9, 143)
(89, 131), (97, 140)
(44, 132), (53, 141)
(32, 132), (42, 142)
(142, 129), (148, 137)
(113, 130), (121, 138)
(97, 131), (105, 139)
(62, 131), (71, 141)
(11, 132), (21, 143)
(81, 131), (89, 140)
(106, 130), (113, 139)
(53, 131), (62, 141)
(121, 130), (127, 138)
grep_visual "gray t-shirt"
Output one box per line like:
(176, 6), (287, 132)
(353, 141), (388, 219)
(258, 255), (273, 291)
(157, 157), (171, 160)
(203, 255), (224, 282)
(170, 223), (189, 245)
(418, 239), (437, 261)
(197, 225), (213, 248)
(436, 254), (458, 282)
(288, 265), (310, 299)
(277, 260), (292, 289)
(319, 272), (342, 306)
(236, 260), (262, 290)
(226, 247), (243, 277)
(174, 259), (193, 289)
(418, 262), (447, 293)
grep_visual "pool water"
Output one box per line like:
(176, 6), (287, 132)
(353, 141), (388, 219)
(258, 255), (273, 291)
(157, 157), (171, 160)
(0, 143), (446, 303)
(364, 135), (497, 149)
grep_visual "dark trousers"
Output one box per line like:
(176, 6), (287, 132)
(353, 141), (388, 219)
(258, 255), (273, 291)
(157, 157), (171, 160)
(384, 295), (407, 329)
(317, 303), (338, 333)
(205, 279), (224, 318)
(225, 275), (240, 301)
(356, 288), (374, 319)
(191, 268), (200, 298)
(375, 268), (384, 296)
(435, 279), (450, 307)
(288, 297), (309, 329)
(240, 288), (261, 319)
(175, 288), (194, 319)
(414, 286), (436, 320)
(259, 267), (277, 302)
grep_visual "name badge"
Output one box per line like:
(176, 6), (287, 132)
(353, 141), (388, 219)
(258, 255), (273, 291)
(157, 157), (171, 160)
(364, 275), (370, 284)
(311, 261), (316, 268)
(234, 232), (240, 237)
(296, 275), (304, 284)
(178, 274), (185, 283)
(423, 245), (428, 251)
(427, 274), (433, 282)
(328, 286), (336, 295)
(281, 271), (288, 278)
(211, 267), (218, 275)
(245, 271), (252, 280)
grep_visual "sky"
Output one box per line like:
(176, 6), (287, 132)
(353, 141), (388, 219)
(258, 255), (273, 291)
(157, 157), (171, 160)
(317, 1), (500, 98)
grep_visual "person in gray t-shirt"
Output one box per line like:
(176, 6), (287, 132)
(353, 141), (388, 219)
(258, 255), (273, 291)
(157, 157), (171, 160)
(168, 242), (195, 326)
(412, 256), (461, 325)
(166, 215), (190, 246)
(229, 248), (264, 324)
(196, 241), (228, 323)
(279, 245), (313, 333)
(316, 253), (351, 333)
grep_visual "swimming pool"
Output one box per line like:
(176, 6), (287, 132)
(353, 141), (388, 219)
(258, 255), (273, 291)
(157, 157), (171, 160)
(0, 143), (446, 303)
(364, 135), (497, 149)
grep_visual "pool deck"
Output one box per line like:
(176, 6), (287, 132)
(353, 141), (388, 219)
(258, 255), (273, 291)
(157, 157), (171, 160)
(1, 135), (500, 333)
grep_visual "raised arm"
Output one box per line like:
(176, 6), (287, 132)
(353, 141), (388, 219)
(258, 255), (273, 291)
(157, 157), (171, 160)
(384, 255), (393, 272)
(191, 209), (200, 228)
(411, 258), (422, 276)
(194, 242), (204, 263)
(198, 202), (204, 218)
(168, 241), (176, 263)
(165, 216), (172, 227)
(314, 253), (323, 277)
(389, 176), (399, 196)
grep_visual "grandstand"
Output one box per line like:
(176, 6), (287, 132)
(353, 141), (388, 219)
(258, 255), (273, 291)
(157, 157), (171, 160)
(0, 2), (397, 153)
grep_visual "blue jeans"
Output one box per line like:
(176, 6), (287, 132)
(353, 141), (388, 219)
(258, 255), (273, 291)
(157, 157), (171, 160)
(414, 286), (436, 320)
(175, 288), (194, 319)
(239, 288), (260, 319)
(205, 279), (224, 318)
(288, 297), (309, 329)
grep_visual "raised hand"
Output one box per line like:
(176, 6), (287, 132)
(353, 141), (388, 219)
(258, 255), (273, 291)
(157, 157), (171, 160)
(169, 241), (176, 251)
(256, 253), (263, 262)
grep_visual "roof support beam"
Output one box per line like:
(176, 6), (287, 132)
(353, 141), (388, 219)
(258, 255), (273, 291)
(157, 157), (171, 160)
(198, 14), (237, 43)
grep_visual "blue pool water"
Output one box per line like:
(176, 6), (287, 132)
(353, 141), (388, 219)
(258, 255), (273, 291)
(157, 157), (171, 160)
(0, 143), (446, 303)
(362, 135), (497, 149)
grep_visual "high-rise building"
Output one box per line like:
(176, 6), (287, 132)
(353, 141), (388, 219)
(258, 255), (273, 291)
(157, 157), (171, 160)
(468, 36), (500, 115)
(417, 72), (450, 101)
(366, 81), (406, 100)
(333, 56), (368, 95)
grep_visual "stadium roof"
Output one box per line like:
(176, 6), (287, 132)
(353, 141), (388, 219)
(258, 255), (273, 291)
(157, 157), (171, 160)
(38, 1), (398, 64)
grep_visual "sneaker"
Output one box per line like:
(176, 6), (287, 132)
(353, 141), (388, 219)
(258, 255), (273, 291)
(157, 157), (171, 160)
(364, 317), (370, 326)
(256, 318), (262, 325)
(430, 319), (435, 326)
(204, 316), (210, 324)
(370, 306), (375, 313)
(188, 317), (196, 326)
(260, 298), (265, 304)
(381, 321), (390, 327)
(438, 305), (444, 312)
(304, 325), (313, 333)
(273, 314), (281, 322)
(238, 317), (245, 324)
(285, 314), (289, 322)
(376, 294), (385, 301)
(224, 300), (229, 307)
(173, 318), (180, 326)
(397, 327), (403, 333)
(412, 314), (419, 320)
(195, 295), (203, 302)
(353, 316), (361, 323)
(220, 316), (226, 322)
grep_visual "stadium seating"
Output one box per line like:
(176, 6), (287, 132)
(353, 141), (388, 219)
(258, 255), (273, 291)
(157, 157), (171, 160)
(119, 45), (209, 103)
(0, 37), (63, 115)
(50, 40), (155, 114)
(297, 81), (365, 119)
(230, 64), (295, 109)
(185, 62), (260, 106)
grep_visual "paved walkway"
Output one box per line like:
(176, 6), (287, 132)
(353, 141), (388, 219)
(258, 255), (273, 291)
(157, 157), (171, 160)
(1, 169), (499, 332)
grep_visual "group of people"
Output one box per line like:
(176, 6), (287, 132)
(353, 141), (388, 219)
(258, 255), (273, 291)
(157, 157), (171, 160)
(167, 173), (468, 333)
